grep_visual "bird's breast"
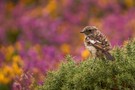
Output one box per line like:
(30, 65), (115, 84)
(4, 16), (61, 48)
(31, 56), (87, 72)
(84, 42), (97, 53)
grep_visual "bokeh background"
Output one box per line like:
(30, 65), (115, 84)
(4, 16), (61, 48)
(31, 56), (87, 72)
(0, 0), (135, 89)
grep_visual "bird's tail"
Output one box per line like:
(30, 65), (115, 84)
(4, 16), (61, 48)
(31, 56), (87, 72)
(103, 51), (115, 61)
(89, 42), (115, 61)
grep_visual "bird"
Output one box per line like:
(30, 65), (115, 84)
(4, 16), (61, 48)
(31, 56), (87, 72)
(80, 26), (115, 61)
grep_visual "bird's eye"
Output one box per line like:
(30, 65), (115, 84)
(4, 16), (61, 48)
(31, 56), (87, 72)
(89, 30), (92, 33)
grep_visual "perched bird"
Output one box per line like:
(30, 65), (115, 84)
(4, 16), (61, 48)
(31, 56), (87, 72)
(80, 26), (115, 60)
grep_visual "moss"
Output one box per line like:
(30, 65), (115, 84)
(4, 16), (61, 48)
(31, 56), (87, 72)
(38, 39), (135, 90)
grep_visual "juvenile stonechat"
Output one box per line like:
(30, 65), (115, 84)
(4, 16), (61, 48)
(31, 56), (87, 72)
(80, 26), (115, 60)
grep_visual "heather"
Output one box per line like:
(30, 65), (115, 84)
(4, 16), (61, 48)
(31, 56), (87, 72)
(38, 39), (135, 90)
(0, 0), (135, 90)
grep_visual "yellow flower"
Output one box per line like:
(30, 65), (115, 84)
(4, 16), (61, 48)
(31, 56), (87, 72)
(12, 55), (23, 64)
(5, 45), (14, 61)
(0, 62), (23, 84)
(3, 66), (14, 79)
(81, 50), (90, 59)
(3, 66), (13, 75)
(43, 0), (57, 17)
(0, 66), (13, 84)
(60, 44), (70, 54)
(0, 45), (24, 84)
(12, 62), (22, 75)
(5, 1), (14, 12)
(0, 73), (4, 83)
(125, 0), (134, 8)
(0, 73), (10, 84)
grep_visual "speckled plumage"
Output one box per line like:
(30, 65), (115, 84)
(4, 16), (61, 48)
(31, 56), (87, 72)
(81, 26), (114, 60)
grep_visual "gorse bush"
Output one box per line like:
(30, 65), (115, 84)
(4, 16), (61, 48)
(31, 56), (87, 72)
(38, 39), (135, 90)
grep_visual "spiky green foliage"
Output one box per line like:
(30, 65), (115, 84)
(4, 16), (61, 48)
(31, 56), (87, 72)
(38, 39), (135, 90)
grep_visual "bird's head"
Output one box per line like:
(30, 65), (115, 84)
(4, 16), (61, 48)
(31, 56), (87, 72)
(80, 26), (98, 36)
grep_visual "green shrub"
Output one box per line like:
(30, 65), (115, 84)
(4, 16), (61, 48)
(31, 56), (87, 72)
(38, 39), (135, 90)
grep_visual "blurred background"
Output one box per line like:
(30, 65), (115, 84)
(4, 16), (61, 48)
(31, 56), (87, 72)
(0, 0), (135, 89)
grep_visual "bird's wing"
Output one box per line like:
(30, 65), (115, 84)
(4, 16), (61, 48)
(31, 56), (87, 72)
(88, 38), (115, 60)
(86, 34), (111, 51)
(95, 32), (112, 51)
(88, 39), (105, 51)
(89, 39), (96, 44)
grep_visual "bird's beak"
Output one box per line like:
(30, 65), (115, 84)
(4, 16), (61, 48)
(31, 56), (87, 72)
(80, 31), (84, 33)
